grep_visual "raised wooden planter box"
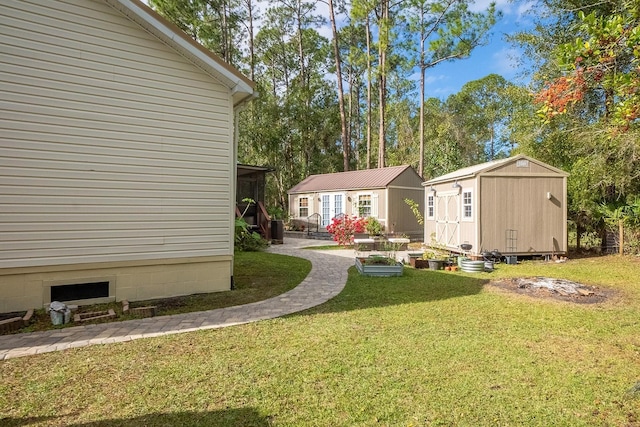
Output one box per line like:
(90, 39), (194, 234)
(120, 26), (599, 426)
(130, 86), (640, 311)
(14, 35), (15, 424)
(355, 257), (403, 277)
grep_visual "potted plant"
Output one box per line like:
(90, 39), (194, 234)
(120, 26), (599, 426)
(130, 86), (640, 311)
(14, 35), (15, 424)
(427, 258), (445, 270)
(364, 217), (383, 237)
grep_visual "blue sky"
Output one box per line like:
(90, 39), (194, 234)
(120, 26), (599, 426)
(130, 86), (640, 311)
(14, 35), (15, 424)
(421, 0), (536, 99)
(304, 0), (537, 99)
(144, 0), (536, 99)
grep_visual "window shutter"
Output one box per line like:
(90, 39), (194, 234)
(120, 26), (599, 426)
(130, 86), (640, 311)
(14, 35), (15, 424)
(372, 193), (379, 217)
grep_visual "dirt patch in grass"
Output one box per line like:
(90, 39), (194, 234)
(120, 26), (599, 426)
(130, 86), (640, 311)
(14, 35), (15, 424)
(488, 277), (617, 304)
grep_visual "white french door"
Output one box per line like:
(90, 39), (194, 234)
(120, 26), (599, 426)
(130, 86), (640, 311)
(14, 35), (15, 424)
(320, 193), (345, 227)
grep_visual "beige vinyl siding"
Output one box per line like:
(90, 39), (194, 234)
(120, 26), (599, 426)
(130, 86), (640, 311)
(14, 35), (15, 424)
(0, 0), (234, 268)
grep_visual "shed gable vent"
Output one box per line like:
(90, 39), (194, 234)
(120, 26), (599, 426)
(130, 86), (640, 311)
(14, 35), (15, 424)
(51, 281), (109, 302)
(516, 159), (529, 168)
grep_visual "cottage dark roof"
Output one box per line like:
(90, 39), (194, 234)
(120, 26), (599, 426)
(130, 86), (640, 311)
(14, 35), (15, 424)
(289, 165), (417, 193)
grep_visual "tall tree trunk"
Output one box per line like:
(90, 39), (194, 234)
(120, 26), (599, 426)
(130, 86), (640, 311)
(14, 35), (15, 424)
(419, 65), (425, 177)
(244, 0), (256, 81)
(418, 2), (426, 178)
(366, 15), (372, 169)
(489, 124), (495, 159)
(295, 0), (306, 86)
(377, 0), (389, 169)
(350, 71), (359, 167)
(328, 0), (350, 171)
(223, 0), (230, 63)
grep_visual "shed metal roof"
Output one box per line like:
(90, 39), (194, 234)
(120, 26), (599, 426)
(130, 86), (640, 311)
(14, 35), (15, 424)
(423, 154), (568, 185)
(289, 165), (417, 193)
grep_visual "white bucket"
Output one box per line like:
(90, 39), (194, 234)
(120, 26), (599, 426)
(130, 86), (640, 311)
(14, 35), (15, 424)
(50, 310), (64, 325)
(49, 301), (69, 325)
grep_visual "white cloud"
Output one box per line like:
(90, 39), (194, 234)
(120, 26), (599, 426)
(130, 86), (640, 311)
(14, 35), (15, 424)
(425, 74), (448, 85)
(491, 47), (520, 76)
(516, 1), (536, 19)
(469, 0), (512, 13)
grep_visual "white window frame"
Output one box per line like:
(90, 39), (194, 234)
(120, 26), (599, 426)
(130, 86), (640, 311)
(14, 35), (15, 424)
(357, 193), (373, 218)
(298, 196), (309, 218)
(426, 194), (435, 220)
(462, 189), (473, 221)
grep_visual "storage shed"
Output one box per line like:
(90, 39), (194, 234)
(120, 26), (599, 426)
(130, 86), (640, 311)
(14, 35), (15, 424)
(0, 0), (255, 312)
(423, 155), (569, 258)
(288, 165), (424, 238)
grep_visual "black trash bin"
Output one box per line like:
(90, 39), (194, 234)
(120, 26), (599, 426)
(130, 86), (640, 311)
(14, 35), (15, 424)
(271, 220), (284, 244)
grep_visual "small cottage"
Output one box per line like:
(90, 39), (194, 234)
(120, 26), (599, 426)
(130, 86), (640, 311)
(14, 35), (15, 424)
(423, 155), (569, 258)
(288, 165), (424, 238)
(0, 0), (255, 312)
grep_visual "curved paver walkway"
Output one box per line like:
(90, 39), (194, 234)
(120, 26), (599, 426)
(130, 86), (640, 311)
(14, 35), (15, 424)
(0, 239), (354, 360)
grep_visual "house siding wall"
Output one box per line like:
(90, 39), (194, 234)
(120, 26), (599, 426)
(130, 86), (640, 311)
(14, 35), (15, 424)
(0, 256), (231, 313)
(1, 0), (235, 269)
(0, 0), (239, 310)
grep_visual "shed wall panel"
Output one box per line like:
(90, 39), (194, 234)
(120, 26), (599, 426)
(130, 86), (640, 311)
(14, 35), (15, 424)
(479, 176), (566, 254)
(386, 187), (424, 237)
(0, 0), (235, 269)
(389, 168), (423, 188)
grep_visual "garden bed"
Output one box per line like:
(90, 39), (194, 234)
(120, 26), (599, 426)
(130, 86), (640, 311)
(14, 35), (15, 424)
(355, 257), (403, 277)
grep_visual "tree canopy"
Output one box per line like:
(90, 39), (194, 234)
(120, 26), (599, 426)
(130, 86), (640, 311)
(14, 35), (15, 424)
(150, 0), (640, 250)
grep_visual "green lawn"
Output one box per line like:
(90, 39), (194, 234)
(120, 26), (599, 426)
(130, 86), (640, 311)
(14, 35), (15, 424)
(1, 255), (639, 426)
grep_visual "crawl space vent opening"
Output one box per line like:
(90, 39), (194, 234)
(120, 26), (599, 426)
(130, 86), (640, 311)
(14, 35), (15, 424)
(51, 281), (110, 302)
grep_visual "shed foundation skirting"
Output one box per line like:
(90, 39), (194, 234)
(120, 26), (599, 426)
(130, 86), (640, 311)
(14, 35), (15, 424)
(0, 256), (232, 313)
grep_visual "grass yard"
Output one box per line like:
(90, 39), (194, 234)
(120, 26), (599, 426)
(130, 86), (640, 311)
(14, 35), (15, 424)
(1, 254), (639, 426)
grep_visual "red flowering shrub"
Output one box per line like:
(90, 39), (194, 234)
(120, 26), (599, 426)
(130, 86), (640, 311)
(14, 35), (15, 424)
(326, 215), (367, 247)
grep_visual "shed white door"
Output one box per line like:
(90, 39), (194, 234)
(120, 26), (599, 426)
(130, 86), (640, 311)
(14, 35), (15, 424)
(435, 192), (460, 248)
(320, 193), (345, 227)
